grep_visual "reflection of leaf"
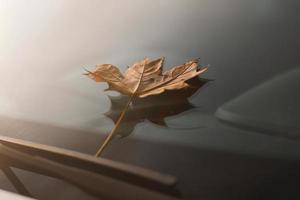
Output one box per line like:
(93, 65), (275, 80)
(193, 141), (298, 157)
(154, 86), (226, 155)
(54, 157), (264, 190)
(85, 58), (208, 156)
(105, 77), (209, 138)
(85, 57), (207, 97)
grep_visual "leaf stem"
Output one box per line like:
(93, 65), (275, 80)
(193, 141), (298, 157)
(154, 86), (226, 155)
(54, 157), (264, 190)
(95, 59), (147, 157)
(95, 94), (135, 157)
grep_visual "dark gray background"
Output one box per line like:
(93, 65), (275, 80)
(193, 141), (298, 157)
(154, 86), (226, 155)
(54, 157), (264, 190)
(0, 0), (299, 199)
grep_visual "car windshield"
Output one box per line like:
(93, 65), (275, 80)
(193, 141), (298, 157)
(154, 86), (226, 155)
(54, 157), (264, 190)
(0, 1), (299, 200)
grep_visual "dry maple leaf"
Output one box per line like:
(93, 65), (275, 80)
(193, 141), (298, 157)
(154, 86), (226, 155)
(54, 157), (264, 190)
(85, 57), (207, 98)
(85, 57), (208, 157)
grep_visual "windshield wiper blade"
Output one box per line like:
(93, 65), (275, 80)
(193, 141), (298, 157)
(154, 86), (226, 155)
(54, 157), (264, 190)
(0, 136), (180, 199)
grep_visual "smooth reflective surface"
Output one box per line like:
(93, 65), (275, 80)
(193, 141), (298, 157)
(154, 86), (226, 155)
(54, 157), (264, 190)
(104, 77), (208, 138)
(0, 0), (299, 199)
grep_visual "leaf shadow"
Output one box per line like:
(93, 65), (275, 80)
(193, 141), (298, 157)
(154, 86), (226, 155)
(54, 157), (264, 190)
(105, 77), (210, 138)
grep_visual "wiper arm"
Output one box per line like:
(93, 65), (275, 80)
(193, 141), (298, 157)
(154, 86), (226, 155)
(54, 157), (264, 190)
(0, 136), (180, 199)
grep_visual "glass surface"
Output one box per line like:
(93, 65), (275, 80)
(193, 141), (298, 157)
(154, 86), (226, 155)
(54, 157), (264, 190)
(0, 0), (299, 199)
